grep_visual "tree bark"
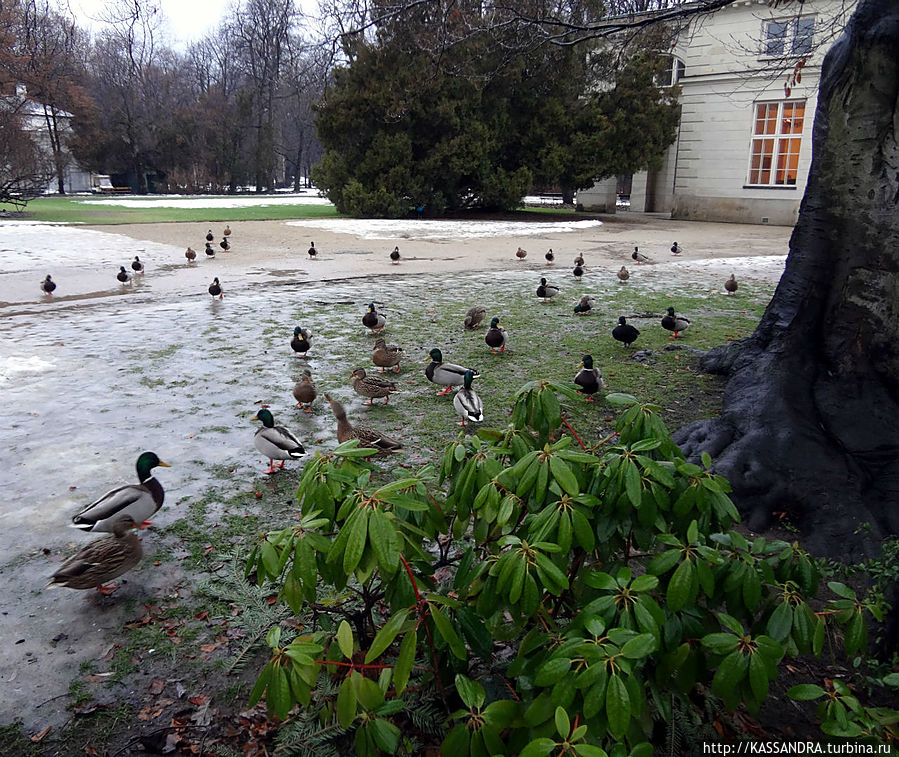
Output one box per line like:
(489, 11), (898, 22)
(673, 0), (899, 559)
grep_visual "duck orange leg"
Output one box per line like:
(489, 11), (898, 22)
(436, 386), (453, 396)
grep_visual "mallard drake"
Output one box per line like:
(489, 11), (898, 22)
(536, 277), (559, 303)
(208, 277), (223, 299)
(219, 237), (230, 251)
(617, 266), (630, 283)
(116, 266), (131, 285)
(308, 242), (317, 259)
(661, 306), (690, 338)
(372, 338), (403, 373)
(293, 369), (317, 412)
(362, 303), (386, 334)
(131, 256), (144, 273)
(350, 367), (396, 405)
(185, 247), (197, 263)
(631, 247), (650, 264)
(224, 224), (232, 236)
(573, 265), (584, 281)
(291, 327), (312, 357)
(545, 248), (554, 265)
(573, 295), (595, 316)
(40, 275), (56, 295)
(612, 316), (640, 347)
(485, 317), (507, 353)
(426, 348), (479, 396)
(670, 241), (682, 255)
(251, 408), (305, 474)
(463, 306), (486, 331)
(453, 371), (483, 426)
(516, 247), (527, 260)
(72, 452), (170, 532)
(48, 516), (142, 594)
(205, 242), (215, 258)
(390, 246), (400, 264)
(206, 229), (214, 242)
(574, 354), (604, 402)
(573, 253), (585, 267)
(325, 394), (402, 453)
(725, 274), (738, 295)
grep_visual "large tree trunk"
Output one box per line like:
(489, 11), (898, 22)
(673, 0), (899, 560)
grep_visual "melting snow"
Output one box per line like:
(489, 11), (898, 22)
(286, 218), (603, 239)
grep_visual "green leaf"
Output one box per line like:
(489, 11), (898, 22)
(666, 558), (695, 612)
(343, 508), (370, 575)
(549, 455), (580, 497)
(455, 674), (486, 710)
(260, 541), (280, 578)
(482, 699), (520, 728)
(648, 548), (680, 576)
(605, 674), (631, 739)
(535, 657), (572, 687)
(575, 746), (609, 757)
(748, 650), (769, 702)
(520, 738), (557, 757)
(249, 661), (272, 708)
(767, 602), (794, 643)
(269, 665), (292, 720)
(606, 393), (638, 406)
(535, 552), (569, 592)
(337, 620), (354, 660)
(827, 581), (856, 599)
(369, 717), (401, 753)
(367, 508), (399, 576)
(393, 631), (416, 695)
(441, 723), (470, 755)
(541, 389), (563, 429)
(364, 608), (410, 663)
(430, 605), (467, 660)
(554, 706), (570, 738)
(623, 460), (642, 507)
(844, 611), (867, 656)
(711, 650), (748, 699)
(702, 633), (740, 655)
(585, 571), (617, 591)
(787, 684), (826, 701)
(620, 633), (657, 659)
(336, 676), (357, 727)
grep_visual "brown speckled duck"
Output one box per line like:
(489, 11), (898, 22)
(325, 395), (402, 453)
(293, 369), (317, 412)
(48, 516), (142, 594)
(350, 367), (396, 405)
(463, 306), (487, 331)
(372, 338), (403, 373)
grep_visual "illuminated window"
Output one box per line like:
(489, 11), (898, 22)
(747, 101), (806, 187)
(763, 17), (814, 57)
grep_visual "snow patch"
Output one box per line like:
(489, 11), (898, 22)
(286, 218), (603, 240)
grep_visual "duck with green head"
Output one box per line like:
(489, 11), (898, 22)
(291, 326), (311, 357)
(48, 516), (142, 595)
(661, 307), (690, 338)
(251, 408), (305, 474)
(485, 317), (507, 353)
(362, 303), (386, 334)
(425, 348), (479, 396)
(72, 452), (170, 532)
(574, 354), (604, 402)
(536, 277), (559, 302)
(208, 277), (223, 299)
(453, 371), (483, 425)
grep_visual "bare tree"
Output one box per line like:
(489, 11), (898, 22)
(0, 107), (53, 208)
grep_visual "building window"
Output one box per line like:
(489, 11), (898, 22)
(659, 56), (685, 87)
(763, 17), (814, 57)
(747, 100), (806, 187)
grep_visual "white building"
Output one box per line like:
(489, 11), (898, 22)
(579, 0), (853, 225)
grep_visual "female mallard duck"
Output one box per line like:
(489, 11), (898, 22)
(516, 246), (527, 260)
(350, 367), (396, 405)
(545, 248), (554, 265)
(131, 256), (144, 273)
(632, 247), (650, 264)
(308, 241), (317, 259)
(573, 253), (585, 267)
(453, 371), (483, 426)
(219, 237), (230, 251)
(251, 408), (305, 474)
(390, 246), (400, 264)
(485, 317), (507, 353)
(372, 338), (403, 373)
(362, 303), (386, 334)
(661, 306), (690, 338)
(725, 274), (738, 295)
(41, 274), (56, 295)
(617, 265), (630, 284)
(117, 266), (131, 285)
(223, 224), (232, 236)
(574, 354), (604, 402)
(463, 306), (486, 331)
(573, 295), (595, 316)
(206, 229), (214, 242)
(325, 395), (402, 453)
(185, 247), (197, 263)
(208, 277), (223, 299)
(72, 452), (170, 532)
(291, 327), (312, 357)
(426, 348), (479, 396)
(536, 277), (559, 303)
(48, 516), (142, 595)
(205, 242), (215, 258)
(612, 316), (640, 347)
(293, 369), (317, 412)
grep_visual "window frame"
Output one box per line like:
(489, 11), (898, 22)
(745, 99), (807, 189)
(761, 16), (815, 59)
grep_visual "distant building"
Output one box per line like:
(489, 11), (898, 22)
(2, 83), (94, 194)
(578, 0), (853, 225)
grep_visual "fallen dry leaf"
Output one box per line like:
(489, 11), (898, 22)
(149, 679), (165, 695)
(30, 726), (51, 742)
(188, 694), (210, 706)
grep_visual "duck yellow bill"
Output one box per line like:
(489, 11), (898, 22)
(250, 414), (259, 421)
(158, 461), (171, 467)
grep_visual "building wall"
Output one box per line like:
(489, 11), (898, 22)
(581, 0), (852, 225)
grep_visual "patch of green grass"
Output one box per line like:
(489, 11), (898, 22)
(67, 678), (93, 707)
(0, 722), (41, 756)
(3, 196), (341, 224)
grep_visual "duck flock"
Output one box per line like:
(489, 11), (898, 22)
(42, 230), (741, 595)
